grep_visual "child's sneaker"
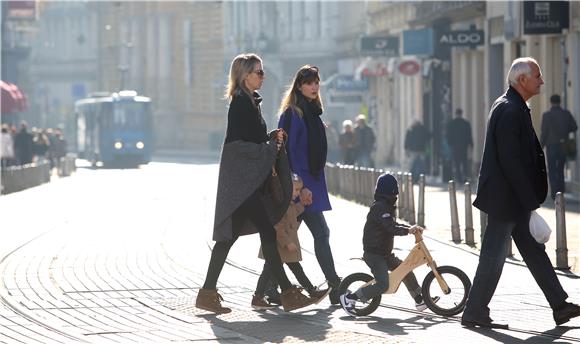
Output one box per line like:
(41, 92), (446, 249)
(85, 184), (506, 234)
(251, 294), (276, 310)
(339, 293), (358, 317)
(308, 287), (332, 304)
(415, 296), (440, 311)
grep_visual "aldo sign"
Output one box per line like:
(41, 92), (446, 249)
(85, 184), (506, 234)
(439, 30), (484, 47)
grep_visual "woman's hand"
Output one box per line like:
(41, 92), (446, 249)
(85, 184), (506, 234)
(275, 129), (285, 151)
(300, 187), (313, 206)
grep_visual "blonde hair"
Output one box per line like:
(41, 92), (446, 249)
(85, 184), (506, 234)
(278, 65), (323, 117)
(225, 53), (262, 102)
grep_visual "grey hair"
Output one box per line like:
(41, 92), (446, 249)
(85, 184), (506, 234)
(506, 57), (538, 87)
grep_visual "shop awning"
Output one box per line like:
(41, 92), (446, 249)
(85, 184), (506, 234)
(354, 57), (390, 79)
(1, 80), (27, 114)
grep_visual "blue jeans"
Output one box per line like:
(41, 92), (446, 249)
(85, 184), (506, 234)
(462, 213), (567, 322)
(300, 211), (340, 286)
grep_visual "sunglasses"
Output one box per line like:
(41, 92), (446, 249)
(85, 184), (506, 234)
(252, 69), (265, 77)
(299, 66), (319, 77)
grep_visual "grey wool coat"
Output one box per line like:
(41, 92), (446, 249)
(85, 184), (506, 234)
(213, 138), (293, 242)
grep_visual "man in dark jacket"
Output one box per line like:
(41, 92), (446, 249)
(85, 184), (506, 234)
(540, 94), (578, 199)
(14, 121), (33, 165)
(461, 57), (580, 329)
(339, 173), (434, 317)
(446, 108), (473, 183)
(353, 114), (375, 167)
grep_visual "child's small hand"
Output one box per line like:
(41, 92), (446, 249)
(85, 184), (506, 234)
(408, 225), (424, 234)
(300, 188), (313, 206)
(287, 243), (298, 252)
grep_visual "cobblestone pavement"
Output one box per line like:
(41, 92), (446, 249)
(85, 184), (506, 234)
(1, 162), (580, 343)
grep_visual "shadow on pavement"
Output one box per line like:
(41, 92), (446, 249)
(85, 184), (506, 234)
(201, 308), (333, 343)
(463, 324), (580, 343)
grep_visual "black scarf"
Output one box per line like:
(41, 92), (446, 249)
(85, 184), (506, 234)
(297, 93), (327, 177)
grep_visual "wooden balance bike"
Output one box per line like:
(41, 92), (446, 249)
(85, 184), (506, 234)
(337, 231), (471, 317)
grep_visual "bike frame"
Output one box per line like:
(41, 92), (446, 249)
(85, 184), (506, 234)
(359, 232), (450, 295)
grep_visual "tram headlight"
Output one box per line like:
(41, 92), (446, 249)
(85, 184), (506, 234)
(114, 141), (123, 150)
(136, 141), (145, 149)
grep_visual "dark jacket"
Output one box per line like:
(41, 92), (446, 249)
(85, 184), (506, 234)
(404, 123), (430, 153)
(473, 87), (547, 221)
(213, 91), (293, 242)
(354, 125), (375, 155)
(446, 117), (473, 150)
(363, 197), (410, 256)
(540, 105), (577, 147)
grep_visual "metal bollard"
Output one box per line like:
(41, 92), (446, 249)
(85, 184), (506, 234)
(418, 174), (425, 227)
(396, 172), (404, 219)
(464, 182), (475, 246)
(402, 173), (410, 221)
(407, 173), (416, 225)
(555, 192), (569, 269)
(448, 180), (461, 243)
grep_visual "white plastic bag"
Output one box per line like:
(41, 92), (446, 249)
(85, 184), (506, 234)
(529, 210), (551, 244)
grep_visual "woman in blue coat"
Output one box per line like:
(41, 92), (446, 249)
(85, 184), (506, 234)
(278, 65), (341, 303)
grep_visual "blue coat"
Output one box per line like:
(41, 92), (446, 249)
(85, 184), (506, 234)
(279, 109), (332, 213)
(473, 87), (548, 220)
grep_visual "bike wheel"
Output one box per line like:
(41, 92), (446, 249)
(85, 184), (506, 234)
(337, 273), (382, 316)
(421, 265), (471, 316)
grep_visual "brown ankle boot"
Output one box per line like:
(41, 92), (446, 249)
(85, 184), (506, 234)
(280, 286), (317, 312)
(195, 288), (231, 314)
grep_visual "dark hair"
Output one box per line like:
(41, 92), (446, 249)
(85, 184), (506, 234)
(550, 94), (561, 105)
(455, 108), (463, 116)
(278, 65), (323, 116)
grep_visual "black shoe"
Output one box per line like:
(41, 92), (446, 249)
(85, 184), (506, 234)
(328, 278), (341, 305)
(554, 302), (580, 325)
(461, 318), (509, 330)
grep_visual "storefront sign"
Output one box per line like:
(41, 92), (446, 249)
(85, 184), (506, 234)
(439, 30), (484, 47)
(403, 28), (434, 56)
(360, 36), (399, 57)
(333, 75), (368, 92)
(523, 1), (569, 35)
(398, 60), (421, 76)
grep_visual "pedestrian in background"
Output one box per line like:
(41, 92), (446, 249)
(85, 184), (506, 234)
(338, 119), (356, 165)
(462, 57), (580, 329)
(404, 119), (430, 181)
(278, 65), (342, 304)
(446, 108), (473, 183)
(252, 173), (330, 310)
(325, 120), (340, 163)
(196, 53), (316, 314)
(14, 121), (33, 165)
(33, 129), (50, 164)
(1, 124), (15, 168)
(353, 114), (376, 168)
(540, 94), (578, 199)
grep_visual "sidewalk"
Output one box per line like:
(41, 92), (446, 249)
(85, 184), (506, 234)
(1, 163), (580, 343)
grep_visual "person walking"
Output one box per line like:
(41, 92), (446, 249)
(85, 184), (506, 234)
(14, 121), (34, 165)
(252, 173), (330, 309)
(446, 108), (473, 183)
(353, 114), (376, 168)
(404, 119), (430, 181)
(195, 53), (316, 314)
(461, 57), (580, 329)
(540, 94), (578, 199)
(278, 65), (342, 304)
(1, 124), (15, 168)
(338, 120), (356, 165)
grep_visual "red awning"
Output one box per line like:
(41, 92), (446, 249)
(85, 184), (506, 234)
(1, 80), (28, 114)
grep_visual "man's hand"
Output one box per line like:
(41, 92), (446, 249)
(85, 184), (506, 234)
(408, 225), (425, 234)
(300, 187), (313, 206)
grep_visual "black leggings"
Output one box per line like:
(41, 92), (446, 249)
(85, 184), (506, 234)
(202, 191), (292, 291)
(256, 261), (314, 296)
